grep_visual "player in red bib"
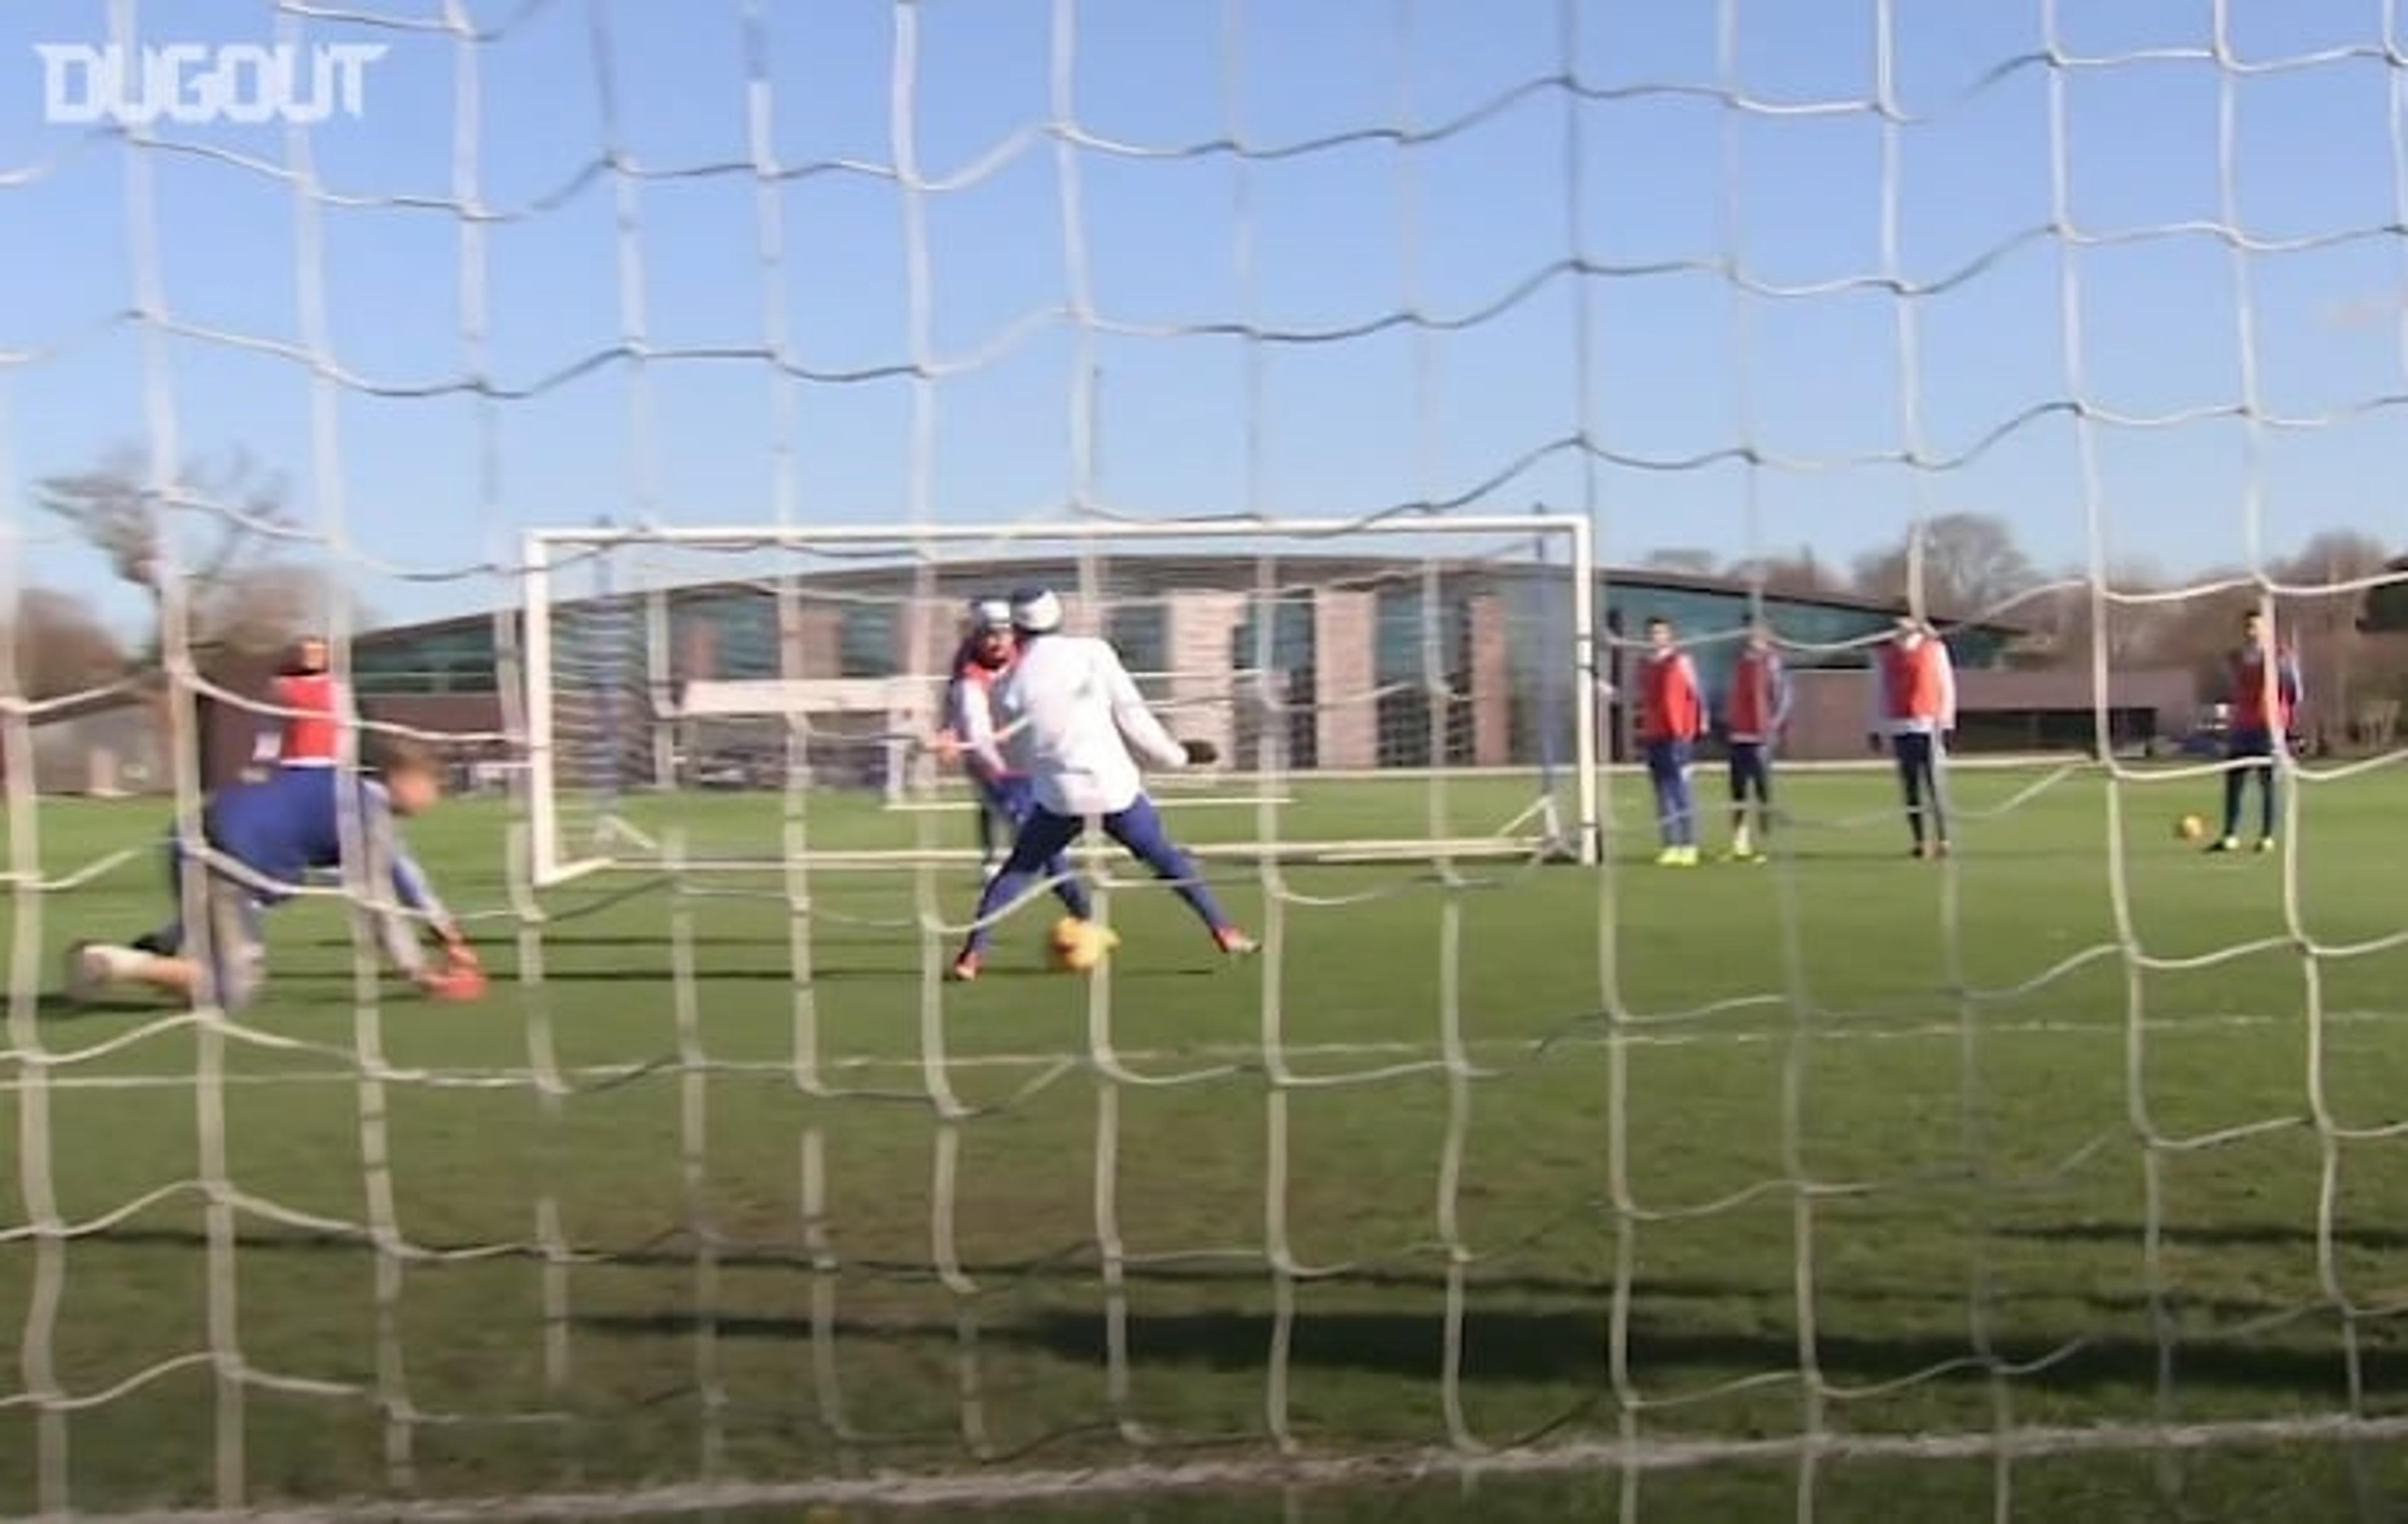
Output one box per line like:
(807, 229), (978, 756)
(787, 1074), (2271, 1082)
(2209, 609), (2301, 854)
(260, 634), (350, 772)
(1635, 616), (1706, 866)
(1870, 616), (1956, 858)
(1719, 618), (1790, 862)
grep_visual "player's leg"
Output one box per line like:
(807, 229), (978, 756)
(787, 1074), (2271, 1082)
(1725, 744), (1765, 860)
(1101, 795), (1253, 952)
(72, 878), (265, 1009)
(2255, 738), (2279, 848)
(1751, 747), (1777, 849)
(1665, 741), (1698, 859)
(1921, 737), (1951, 855)
(130, 833), (187, 956)
(1644, 740), (1680, 863)
(993, 778), (1091, 918)
(1891, 733), (1929, 852)
(2212, 730), (2261, 851)
(974, 789), (1000, 879)
(953, 806), (1085, 977)
(1724, 745), (1751, 857)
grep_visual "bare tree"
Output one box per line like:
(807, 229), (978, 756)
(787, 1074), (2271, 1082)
(1852, 512), (2039, 619)
(2026, 560), (2182, 671)
(36, 447), (332, 660)
(4, 587), (128, 700)
(1729, 546), (1842, 597)
(2271, 530), (2392, 752)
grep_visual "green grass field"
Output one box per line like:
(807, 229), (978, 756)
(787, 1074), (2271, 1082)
(9, 761), (2408, 1520)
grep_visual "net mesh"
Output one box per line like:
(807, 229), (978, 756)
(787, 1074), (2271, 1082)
(8, 0), (2408, 1519)
(527, 527), (1591, 877)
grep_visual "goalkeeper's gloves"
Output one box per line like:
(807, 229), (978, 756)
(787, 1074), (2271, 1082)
(418, 937), (486, 1001)
(1180, 738), (1219, 766)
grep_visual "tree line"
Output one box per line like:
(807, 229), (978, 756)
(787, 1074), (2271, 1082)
(1642, 511), (2408, 752)
(9, 448), (335, 704)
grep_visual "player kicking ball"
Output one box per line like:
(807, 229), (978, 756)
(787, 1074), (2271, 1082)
(949, 587), (1254, 982)
(2207, 609), (2300, 854)
(64, 735), (484, 1010)
(946, 596), (1092, 918)
(1719, 618), (1790, 863)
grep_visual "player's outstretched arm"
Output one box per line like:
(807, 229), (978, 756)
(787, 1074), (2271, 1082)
(954, 677), (1011, 779)
(1935, 641), (1958, 740)
(361, 786), (480, 997)
(1100, 646), (1191, 772)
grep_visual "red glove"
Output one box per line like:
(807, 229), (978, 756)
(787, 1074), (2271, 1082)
(419, 937), (487, 1002)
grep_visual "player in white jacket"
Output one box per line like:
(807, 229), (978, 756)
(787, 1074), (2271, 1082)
(950, 587), (1255, 980)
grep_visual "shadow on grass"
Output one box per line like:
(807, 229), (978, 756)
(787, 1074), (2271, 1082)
(561, 1303), (2407, 1402)
(2004, 1219), (2408, 1253)
(49, 1227), (2395, 1401)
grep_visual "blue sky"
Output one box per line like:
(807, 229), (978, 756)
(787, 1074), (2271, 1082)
(5, 0), (2408, 631)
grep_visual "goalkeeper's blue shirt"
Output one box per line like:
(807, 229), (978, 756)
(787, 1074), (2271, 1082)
(202, 766), (445, 922)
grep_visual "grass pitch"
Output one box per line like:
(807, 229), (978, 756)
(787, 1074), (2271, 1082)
(9, 760), (2408, 1520)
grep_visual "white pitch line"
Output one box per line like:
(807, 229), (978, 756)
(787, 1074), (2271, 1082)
(65, 1409), (2408, 1520)
(5, 1009), (2396, 1093)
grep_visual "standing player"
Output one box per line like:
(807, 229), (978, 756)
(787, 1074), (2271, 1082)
(948, 600), (1021, 880)
(65, 736), (482, 1011)
(253, 633), (351, 776)
(1720, 617), (1790, 862)
(1871, 616), (1956, 858)
(949, 587), (1253, 981)
(2209, 608), (2301, 854)
(947, 597), (1092, 919)
(1636, 616), (1705, 866)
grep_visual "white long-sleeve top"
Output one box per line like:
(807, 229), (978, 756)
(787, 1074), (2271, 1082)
(993, 634), (1187, 816)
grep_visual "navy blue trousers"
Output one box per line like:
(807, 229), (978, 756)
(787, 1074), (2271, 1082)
(964, 796), (1228, 955)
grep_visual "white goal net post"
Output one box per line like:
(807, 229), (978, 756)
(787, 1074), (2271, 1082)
(519, 515), (1600, 885)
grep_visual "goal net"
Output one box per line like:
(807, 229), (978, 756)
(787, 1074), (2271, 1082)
(521, 519), (1599, 883)
(13, 1), (2408, 1521)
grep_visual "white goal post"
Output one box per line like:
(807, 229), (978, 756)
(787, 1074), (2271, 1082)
(518, 517), (1600, 885)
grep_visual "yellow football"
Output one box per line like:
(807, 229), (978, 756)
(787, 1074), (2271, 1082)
(2176, 813), (2206, 842)
(1047, 917), (1111, 973)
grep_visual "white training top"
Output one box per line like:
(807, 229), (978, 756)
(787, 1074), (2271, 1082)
(994, 633), (1188, 817)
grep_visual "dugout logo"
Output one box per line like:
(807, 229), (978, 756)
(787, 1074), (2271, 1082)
(35, 41), (387, 126)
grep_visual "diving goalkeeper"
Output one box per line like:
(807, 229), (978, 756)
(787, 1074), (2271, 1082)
(949, 587), (1254, 982)
(64, 735), (483, 1010)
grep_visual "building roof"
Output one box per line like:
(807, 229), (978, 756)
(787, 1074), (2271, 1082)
(354, 556), (2025, 648)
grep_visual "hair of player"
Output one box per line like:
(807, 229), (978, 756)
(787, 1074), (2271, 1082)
(362, 733), (440, 779)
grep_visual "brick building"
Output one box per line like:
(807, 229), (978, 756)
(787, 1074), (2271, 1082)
(332, 557), (2192, 775)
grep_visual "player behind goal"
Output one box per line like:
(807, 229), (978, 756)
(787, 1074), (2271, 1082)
(1871, 615), (1956, 859)
(949, 587), (1254, 981)
(250, 633), (352, 778)
(1719, 617), (1790, 863)
(65, 734), (485, 1010)
(1635, 616), (1705, 866)
(2208, 608), (2301, 854)
(946, 597), (1092, 917)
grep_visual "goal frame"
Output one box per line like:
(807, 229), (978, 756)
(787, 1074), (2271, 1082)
(519, 517), (1600, 885)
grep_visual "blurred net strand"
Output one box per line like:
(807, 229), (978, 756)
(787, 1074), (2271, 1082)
(15, 0), (2408, 1518)
(275, 0), (426, 1480)
(3, 368), (75, 1518)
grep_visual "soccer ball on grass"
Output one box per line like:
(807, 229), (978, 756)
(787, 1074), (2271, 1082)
(1047, 917), (1117, 974)
(2175, 813), (2207, 843)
